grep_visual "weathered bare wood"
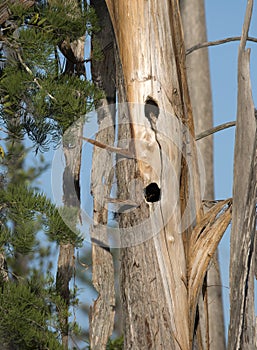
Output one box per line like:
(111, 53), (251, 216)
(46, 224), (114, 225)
(195, 121), (236, 141)
(89, 114), (116, 347)
(59, 36), (86, 77)
(115, 70), (181, 349)
(57, 125), (83, 349)
(105, 0), (206, 348)
(58, 0), (86, 78)
(56, 243), (75, 347)
(186, 36), (257, 55)
(228, 1), (257, 349)
(81, 136), (133, 158)
(180, 1), (226, 349)
(89, 1), (116, 348)
(188, 199), (232, 334)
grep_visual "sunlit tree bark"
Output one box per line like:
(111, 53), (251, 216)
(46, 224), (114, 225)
(106, 1), (201, 348)
(228, 1), (257, 348)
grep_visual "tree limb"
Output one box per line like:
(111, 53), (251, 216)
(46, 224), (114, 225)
(186, 36), (257, 55)
(195, 121), (236, 141)
(81, 136), (133, 158)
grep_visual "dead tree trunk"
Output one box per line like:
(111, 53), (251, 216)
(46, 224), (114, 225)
(103, 1), (233, 349)
(106, 1), (201, 349)
(180, 1), (226, 349)
(89, 0), (116, 348)
(228, 1), (257, 349)
(57, 120), (82, 348)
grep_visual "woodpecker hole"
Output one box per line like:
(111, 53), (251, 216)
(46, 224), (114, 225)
(144, 182), (161, 202)
(144, 97), (160, 120)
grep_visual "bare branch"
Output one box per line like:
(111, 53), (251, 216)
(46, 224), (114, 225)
(240, 1), (254, 51)
(195, 121), (236, 141)
(186, 36), (257, 55)
(81, 136), (133, 158)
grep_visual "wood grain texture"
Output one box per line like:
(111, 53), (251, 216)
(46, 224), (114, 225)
(106, 0), (204, 348)
(228, 1), (257, 349)
(89, 1), (116, 348)
(188, 199), (232, 344)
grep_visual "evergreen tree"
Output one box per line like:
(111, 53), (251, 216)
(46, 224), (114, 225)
(0, 1), (102, 348)
(0, 0), (102, 152)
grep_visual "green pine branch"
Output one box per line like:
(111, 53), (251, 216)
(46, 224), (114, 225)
(0, 0), (103, 152)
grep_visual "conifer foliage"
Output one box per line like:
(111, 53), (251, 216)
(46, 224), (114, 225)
(0, 0), (102, 152)
(0, 1), (102, 348)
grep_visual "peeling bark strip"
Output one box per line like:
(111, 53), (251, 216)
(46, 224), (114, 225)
(89, 0), (115, 348)
(188, 199), (232, 344)
(228, 1), (257, 349)
(105, 1), (205, 349)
